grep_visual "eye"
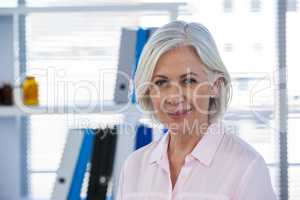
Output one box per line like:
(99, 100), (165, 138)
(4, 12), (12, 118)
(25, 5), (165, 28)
(182, 78), (197, 85)
(154, 79), (168, 86)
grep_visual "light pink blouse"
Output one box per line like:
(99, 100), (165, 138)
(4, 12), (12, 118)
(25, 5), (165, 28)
(116, 121), (277, 200)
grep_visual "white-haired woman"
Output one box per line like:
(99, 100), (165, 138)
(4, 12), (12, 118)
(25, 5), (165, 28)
(116, 21), (276, 200)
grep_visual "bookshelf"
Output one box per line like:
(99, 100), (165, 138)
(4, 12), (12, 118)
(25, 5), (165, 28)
(0, 102), (139, 117)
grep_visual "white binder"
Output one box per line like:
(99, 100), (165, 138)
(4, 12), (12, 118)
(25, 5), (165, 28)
(51, 129), (85, 200)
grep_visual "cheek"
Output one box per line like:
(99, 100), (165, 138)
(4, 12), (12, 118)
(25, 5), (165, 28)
(149, 95), (169, 122)
(150, 97), (161, 111)
(149, 91), (163, 111)
(190, 86), (211, 112)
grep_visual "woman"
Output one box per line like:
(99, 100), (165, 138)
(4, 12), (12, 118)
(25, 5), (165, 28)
(116, 21), (276, 200)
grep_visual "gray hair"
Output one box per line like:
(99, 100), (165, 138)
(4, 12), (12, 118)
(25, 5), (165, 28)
(133, 20), (232, 124)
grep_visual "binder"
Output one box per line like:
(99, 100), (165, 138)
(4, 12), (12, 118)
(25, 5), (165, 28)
(135, 124), (153, 150)
(68, 129), (95, 200)
(51, 129), (85, 200)
(131, 28), (150, 103)
(51, 129), (95, 200)
(114, 28), (137, 104)
(114, 27), (156, 104)
(87, 126), (118, 200)
(110, 124), (135, 200)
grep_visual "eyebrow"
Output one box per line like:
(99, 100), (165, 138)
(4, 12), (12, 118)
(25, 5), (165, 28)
(153, 72), (198, 79)
(180, 72), (198, 78)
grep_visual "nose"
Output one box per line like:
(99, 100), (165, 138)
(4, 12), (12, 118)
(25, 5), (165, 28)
(165, 84), (185, 106)
(166, 94), (185, 106)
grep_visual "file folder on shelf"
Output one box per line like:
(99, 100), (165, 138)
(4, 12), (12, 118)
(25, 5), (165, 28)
(51, 129), (95, 200)
(114, 27), (157, 104)
(135, 123), (153, 150)
(114, 28), (137, 104)
(87, 126), (118, 200)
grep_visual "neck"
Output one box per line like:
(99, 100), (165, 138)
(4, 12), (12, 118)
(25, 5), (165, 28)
(167, 119), (210, 159)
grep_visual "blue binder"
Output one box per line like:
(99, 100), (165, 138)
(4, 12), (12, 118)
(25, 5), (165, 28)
(162, 128), (168, 134)
(131, 28), (150, 103)
(135, 124), (153, 150)
(68, 129), (95, 200)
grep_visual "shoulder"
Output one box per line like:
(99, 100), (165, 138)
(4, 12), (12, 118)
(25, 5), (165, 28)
(215, 130), (268, 175)
(122, 137), (160, 172)
(215, 130), (275, 196)
(211, 120), (262, 164)
(223, 135), (276, 199)
(221, 131), (262, 162)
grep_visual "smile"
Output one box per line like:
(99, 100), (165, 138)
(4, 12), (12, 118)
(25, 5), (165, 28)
(167, 109), (192, 119)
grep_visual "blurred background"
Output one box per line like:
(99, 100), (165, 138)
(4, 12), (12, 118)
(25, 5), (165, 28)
(0, 0), (299, 200)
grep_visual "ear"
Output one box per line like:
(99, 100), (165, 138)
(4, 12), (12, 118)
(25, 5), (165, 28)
(209, 76), (224, 98)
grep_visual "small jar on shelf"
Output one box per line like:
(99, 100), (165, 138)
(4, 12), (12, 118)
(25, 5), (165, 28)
(0, 82), (14, 106)
(22, 76), (39, 106)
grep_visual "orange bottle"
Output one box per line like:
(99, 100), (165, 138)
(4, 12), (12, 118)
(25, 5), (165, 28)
(23, 76), (39, 106)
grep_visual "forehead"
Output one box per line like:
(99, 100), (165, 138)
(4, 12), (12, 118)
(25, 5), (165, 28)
(152, 45), (207, 79)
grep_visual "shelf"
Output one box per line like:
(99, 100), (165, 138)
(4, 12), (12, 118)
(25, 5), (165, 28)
(0, 3), (186, 15)
(0, 105), (24, 117)
(0, 102), (141, 117)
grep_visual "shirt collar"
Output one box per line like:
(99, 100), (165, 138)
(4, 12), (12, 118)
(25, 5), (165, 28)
(148, 120), (226, 167)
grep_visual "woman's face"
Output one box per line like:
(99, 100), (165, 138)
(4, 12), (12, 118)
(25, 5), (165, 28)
(148, 45), (218, 135)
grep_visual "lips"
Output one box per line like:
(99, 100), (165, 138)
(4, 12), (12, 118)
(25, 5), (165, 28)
(167, 108), (192, 118)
